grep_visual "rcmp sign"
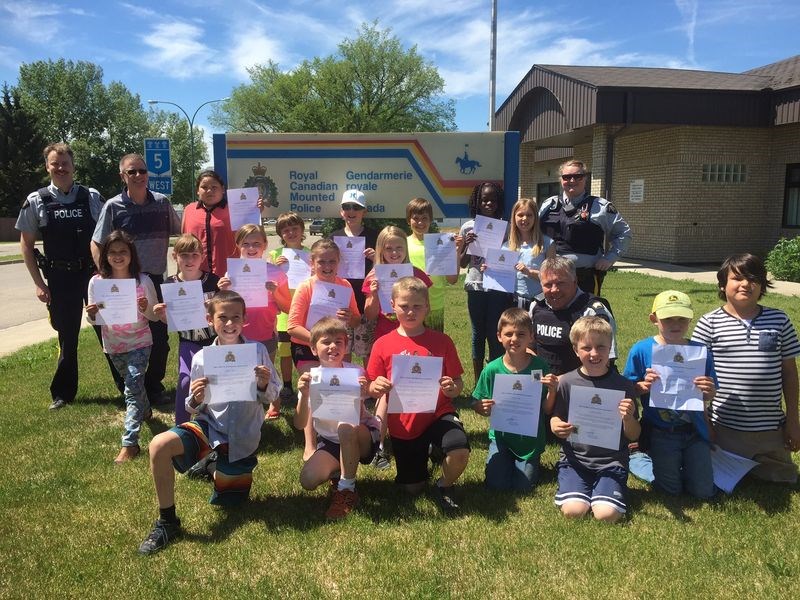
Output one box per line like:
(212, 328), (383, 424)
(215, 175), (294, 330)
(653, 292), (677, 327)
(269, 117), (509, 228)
(213, 132), (519, 219)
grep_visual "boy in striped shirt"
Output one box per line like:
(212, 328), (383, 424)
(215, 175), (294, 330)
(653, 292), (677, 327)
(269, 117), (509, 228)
(692, 254), (800, 483)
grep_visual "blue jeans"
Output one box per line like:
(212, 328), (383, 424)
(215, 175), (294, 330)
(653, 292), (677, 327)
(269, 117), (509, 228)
(466, 289), (512, 363)
(649, 427), (714, 499)
(110, 346), (151, 447)
(485, 440), (539, 492)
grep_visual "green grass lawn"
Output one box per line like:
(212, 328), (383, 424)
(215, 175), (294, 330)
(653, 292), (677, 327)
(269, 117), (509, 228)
(1, 271), (799, 599)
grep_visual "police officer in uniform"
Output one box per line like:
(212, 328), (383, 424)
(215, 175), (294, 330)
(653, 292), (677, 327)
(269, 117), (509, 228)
(16, 143), (123, 409)
(539, 160), (631, 296)
(528, 256), (616, 375)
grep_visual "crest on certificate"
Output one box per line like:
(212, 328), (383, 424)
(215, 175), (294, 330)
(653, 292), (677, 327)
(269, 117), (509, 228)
(243, 264), (251, 273)
(329, 375), (340, 386)
(225, 351), (236, 363)
(346, 240), (353, 248)
(591, 394), (602, 405)
(328, 289), (336, 298)
(673, 352), (684, 363)
(293, 254), (300, 260)
(390, 269), (398, 278)
(436, 238), (443, 245)
(411, 362), (422, 374)
(513, 379), (522, 390)
(239, 192), (247, 201)
(532, 371), (541, 381)
(486, 222), (493, 230)
(110, 284), (119, 293)
(178, 287), (187, 297)
(311, 370), (321, 383)
(498, 254), (506, 263)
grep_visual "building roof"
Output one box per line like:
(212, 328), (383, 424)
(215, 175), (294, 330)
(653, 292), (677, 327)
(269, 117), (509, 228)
(744, 55), (800, 90)
(537, 64), (770, 91)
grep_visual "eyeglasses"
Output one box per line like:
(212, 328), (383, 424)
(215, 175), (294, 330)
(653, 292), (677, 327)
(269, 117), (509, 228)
(124, 169), (148, 176)
(341, 203), (364, 211)
(561, 173), (586, 182)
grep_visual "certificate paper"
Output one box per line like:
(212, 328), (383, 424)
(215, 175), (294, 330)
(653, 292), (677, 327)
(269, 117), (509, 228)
(203, 343), (257, 405)
(375, 263), (414, 313)
(334, 236), (366, 279)
(281, 248), (311, 289)
(308, 367), (362, 425)
(710, 446), (759, 494)
(93, 278), (137, 326)
(227, 258), (268, 308)
(227, 187), (261, 231)
(424, 233), (458, 276)
(489, 373), (543, 437)
(567, 386), (624, 451)
(482, 248), (520, 293)
(468, 215), (506, 258)
(160, 280), (208, 332)
(650, 344), (707, 411)
(306, 281), (351, 329)
(388, 354), (443, 414)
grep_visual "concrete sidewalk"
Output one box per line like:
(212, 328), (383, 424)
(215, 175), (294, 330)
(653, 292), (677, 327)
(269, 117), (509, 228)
(2, 258), (799, 359)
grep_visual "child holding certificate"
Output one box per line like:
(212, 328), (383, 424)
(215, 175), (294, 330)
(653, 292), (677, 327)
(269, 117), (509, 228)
(623, 290), (717, 499)
(138, 290), (280, 555)
(367, 277), (469, 514)
(153, 233), (220, 425)
(293, 317), (379, 520)
(472, 308), (557, 492)
(457, 181), (513, 381)
(219, 223), (289, 419)
(270, 212), (311, 406)
(691, 254), (800, 484)
(504, 198), (553, 311)
(405, 197), (459, 332)
(550, 317), (640, 523)
(288, 238), (361, 459)
(86, 230), (158, 464)
(363, 225), (433, 340)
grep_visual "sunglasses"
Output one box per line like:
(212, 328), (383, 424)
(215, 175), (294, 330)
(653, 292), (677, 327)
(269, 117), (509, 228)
(124, 168), (148, 176)
(341, 203), (364, 211)
(561, 173), (586, 182)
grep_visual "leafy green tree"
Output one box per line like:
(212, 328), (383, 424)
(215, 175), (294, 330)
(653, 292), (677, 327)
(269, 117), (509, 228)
(212, 22), (455, 134)
(0, 84), (47, 217)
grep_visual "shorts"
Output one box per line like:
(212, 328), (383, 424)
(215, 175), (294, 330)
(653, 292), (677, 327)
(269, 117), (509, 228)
(390, 413), (470, 485)
(171, 420), (258, 506)
(277, 331), (291, 359)
(317, 423), (381, 465)
(555, 460), (628, 514)
(291, 342), (317, 367)
(258, 334), (278, 357)
(713, 423), (798, 484)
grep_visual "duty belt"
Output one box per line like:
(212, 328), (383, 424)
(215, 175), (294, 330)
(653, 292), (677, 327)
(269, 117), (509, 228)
(48, 257), (90, 271)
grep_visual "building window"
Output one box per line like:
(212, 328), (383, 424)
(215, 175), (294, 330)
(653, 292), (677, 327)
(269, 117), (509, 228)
(783, 164), (800, 228)
(536, 181), (561, 202)
(702, 163), (747, 183)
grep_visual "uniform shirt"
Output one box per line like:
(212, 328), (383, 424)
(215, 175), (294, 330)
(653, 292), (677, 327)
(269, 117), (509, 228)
(92, 189), (181, 275)
(186, 337), (280, 462)
(691, 306), (800, 432)
(16, 183), (104, 233)
(539, 192), (631, 269)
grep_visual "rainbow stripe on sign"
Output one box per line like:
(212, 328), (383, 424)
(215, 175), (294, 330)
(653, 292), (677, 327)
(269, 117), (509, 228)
(216, 134), (516, 219)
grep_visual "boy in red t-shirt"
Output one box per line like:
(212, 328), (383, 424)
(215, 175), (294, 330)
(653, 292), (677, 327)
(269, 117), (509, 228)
(368, 277), (470, 514)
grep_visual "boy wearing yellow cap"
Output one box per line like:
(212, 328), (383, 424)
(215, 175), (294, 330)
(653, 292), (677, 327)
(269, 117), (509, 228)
(623, 291), (718, 499)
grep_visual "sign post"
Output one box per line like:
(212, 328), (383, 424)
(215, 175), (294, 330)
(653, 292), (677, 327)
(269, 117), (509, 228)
(144, 138), (173, 196)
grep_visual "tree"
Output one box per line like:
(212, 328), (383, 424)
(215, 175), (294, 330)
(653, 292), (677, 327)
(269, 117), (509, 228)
(212, 22), (456, 133)
(147, 110), (208, 204)
(0, 84), (47, 217)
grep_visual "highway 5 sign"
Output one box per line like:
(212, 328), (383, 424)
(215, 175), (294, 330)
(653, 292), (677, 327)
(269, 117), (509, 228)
(145, 138), (173, 195)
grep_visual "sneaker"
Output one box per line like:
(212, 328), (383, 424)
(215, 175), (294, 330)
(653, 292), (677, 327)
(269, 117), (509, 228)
(431, 484), (460, 515)
(325, 489), (359, 520)
(138, 518), (182, 555)
(370, 448), (391, 470)
(186, 450), (217, 482)
(279, 385), (296, 407)
(147, 390), (171, 407)
(49, 397), (68, 410)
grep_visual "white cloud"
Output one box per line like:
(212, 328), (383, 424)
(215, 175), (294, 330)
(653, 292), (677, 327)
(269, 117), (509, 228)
(674, 0), (698, 64)
(118, 2), (158, 18)
(139, 20), (224, 79)
(227, 25), (286, 80)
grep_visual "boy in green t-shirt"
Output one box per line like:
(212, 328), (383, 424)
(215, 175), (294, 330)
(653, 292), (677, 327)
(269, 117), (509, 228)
(473, 308), (558, 491)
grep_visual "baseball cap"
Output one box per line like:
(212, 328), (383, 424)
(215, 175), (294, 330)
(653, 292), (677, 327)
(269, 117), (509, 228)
(651, 290), (693, 319)
(341, 189), (366, 208)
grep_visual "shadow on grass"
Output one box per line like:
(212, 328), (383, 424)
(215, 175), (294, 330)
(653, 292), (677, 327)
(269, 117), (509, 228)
(715, 476), (798, 515)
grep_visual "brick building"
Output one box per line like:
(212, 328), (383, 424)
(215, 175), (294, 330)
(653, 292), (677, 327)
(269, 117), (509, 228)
(494, 56), (800, 263)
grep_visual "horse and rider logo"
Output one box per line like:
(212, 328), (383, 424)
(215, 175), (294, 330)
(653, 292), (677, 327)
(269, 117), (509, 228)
(455, 144), (482, 174)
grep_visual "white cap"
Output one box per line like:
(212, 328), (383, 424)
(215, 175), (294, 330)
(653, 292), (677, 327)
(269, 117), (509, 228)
(341, 189), (366, 208)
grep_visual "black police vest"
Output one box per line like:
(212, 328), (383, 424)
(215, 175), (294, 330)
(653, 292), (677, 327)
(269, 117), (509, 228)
(38, 186), (96, 263)
(530, 293), (597, 375)
(540, 196), (605, 257)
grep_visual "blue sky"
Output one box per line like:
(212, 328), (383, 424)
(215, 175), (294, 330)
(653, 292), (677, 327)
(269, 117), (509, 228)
(1, 0), (798, 154)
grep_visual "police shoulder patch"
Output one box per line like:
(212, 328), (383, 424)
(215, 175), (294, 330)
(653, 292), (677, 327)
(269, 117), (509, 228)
(606, 202), (618, 214)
